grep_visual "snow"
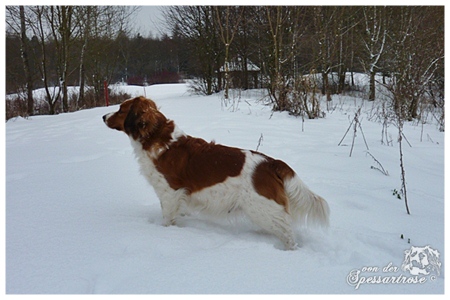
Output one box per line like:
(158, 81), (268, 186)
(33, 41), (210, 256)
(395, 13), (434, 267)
(5, 83), (444, 294)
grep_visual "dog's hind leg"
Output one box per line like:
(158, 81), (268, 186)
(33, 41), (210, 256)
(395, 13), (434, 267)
(242, 196), (297, 250)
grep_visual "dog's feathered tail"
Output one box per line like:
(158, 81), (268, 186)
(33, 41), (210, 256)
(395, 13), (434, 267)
(284, 174), (330, 228)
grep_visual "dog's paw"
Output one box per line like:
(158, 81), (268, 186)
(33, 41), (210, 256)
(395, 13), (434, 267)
(162, 218), (176, 227)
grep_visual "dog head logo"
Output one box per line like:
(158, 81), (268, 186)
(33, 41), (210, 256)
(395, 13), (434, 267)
(401, 245), (441, 276)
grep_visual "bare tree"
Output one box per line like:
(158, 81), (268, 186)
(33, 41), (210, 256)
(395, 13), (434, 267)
(360, 6), (388, 101)
(265, 6), (301, 111)
(379, 7), (444, 214)
(335, 7), (360, 94)
(19, 6), (34, 116)
(381, 7), (444, 121)
(5, 6), (34, 116)
(84, 6), (135, 104)
(76, 7), (91, 110)
(215, 6), (244, 100)
(30, 6), (60, 114)
(165, 6), (220, 95)
(311, 6), (339, 101)
(47, 6), (77, 113)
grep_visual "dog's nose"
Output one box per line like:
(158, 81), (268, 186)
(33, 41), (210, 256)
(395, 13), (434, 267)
(102, 114), (107, 122)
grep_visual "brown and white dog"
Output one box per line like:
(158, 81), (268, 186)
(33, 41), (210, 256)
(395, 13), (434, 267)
(103, 96), (329, 250)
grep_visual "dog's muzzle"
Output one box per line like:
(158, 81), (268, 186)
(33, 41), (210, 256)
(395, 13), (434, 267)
(102, 113), (112, 123)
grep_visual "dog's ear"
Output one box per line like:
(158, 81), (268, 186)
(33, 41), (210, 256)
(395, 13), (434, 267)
(124, 98), (164, 140)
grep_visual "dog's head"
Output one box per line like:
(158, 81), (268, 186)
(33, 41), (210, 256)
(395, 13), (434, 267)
(103, 96), (165, 140)
(401, 245), (441, 276)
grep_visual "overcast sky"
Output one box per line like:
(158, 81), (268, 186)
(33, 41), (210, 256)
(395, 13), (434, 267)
(134, 6), (168, 38)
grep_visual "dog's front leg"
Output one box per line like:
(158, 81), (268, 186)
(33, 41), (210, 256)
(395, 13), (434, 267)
(158, 189), (187, 226)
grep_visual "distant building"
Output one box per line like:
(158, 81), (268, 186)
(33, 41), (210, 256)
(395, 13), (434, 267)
(219, 57), (260, 90)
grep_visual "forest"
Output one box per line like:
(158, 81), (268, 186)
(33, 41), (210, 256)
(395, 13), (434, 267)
(5, 6), (444, 125)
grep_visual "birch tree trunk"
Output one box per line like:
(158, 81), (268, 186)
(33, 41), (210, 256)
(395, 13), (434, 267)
(362, 6), (387, 101)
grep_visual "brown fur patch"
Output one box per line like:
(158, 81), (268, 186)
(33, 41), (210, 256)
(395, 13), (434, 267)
(252, 157), (295, 211)
(154, 137), (246, 194)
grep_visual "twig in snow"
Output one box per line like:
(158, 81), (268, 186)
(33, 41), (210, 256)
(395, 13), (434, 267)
(338, 107), (369, 157)
(401, 132), (412, 148)
(256, 133), (264, 151)
(366, 151), (389, 176)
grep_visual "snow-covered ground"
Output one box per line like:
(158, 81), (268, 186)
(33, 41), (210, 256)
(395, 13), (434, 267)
(5, 83), (444, 294)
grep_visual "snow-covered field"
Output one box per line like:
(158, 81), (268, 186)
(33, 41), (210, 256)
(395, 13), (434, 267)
(5, 83), (444, 294)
